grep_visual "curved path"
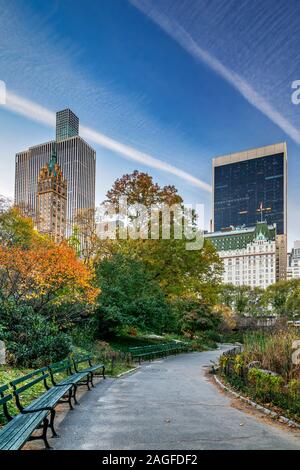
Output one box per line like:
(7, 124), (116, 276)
(54, 346), (300, 450)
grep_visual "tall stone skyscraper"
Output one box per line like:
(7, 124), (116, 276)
(15, 109), (96, 237)
(37, 143), (67, 243)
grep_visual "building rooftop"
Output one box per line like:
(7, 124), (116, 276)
(213, 142), (287, 167)
(205, 221), (276, 251)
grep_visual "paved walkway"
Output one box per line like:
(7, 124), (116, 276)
(53, 346), (300, 450)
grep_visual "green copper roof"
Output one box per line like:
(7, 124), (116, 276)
(205, 221), (276, 252)
(48, 143), (58, 176)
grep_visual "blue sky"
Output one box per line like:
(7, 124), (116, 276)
(0, 0), (300, 246)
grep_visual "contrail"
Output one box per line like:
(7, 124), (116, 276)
(4, 90), (212, 193)
(130, 0), (300, 146)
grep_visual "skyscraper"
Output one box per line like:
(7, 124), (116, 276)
(212, 143), (287, 234)
(56, 109), (79, 142)
(15, 109), (96, 237)
(287, 241), (300, 280)
(37, 143), (67, 243)
(212, 142), (288, 281)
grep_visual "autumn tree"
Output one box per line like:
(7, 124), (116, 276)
(0, 207), (45, 248)
(105, 170), (183, 207)
(0, 209), (98, 327)
(0, 241), (98, 323)
(93, 171), (223, 338)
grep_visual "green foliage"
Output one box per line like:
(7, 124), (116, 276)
(220, 327), (300, 421)
(0, 207), (42, 247)
(71, 317), (98, 349)
(243, 329), (299, 380)
(218, 280), (300, 320)
(115, 238), (222, 302)
(0, 366), (48, 424)
(174, 298), (221, 339)
(218, 284), (265, 317)
(264, 279), (300, 319)
(95, 253), (172, 336)
(67, 225), (81, 257)
(248, 367), (284, 401)
(0, 298), (71, 367)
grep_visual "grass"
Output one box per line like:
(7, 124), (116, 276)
(219, 326), (300, 423)
(0, 366), (46, 425)
(243, 327), (300, 381)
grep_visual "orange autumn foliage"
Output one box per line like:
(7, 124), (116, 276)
(0, 240), (99, 310)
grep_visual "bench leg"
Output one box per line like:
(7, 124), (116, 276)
(42, 418), (52, 450)
(50, 409), (59, 438)
(90, 372), (95, 388)
(68, 388), (74, 410)
(102, 366), (106, 380)
(72, 385), (79, 405)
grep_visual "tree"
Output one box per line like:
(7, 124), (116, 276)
(0, 240), (99, 324)
(175, 298), (221, 339)
(264, 279), (300, 318)
(115, 237), (222, 301)
(105, 170), (183, 207)
(95, 253), (172, 336)
(213, 304), (236, 331)
(0, 298), (71, 367)
(0, 207), (45, 248)
(73, 208), (99, 263)
(99, 171), (223, 303)
(218, 284), (265, 317)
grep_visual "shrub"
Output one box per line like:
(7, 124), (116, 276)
(71, 317), (98, 349)
(95, 254), (172, 336)
(176, 298), (221, 339)
(288, 379), (300, 400)
(0, 299), (71, 367)
(243, 329), (299, 381)
(248, 367), (284, 401)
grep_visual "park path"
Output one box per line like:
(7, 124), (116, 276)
(53, 346), (300, 450)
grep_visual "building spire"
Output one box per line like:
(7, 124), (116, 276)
(48, 142), (57, 175)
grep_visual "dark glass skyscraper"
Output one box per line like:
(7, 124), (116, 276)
(56, 108), (79, 142)
(212, 143), (287, 235)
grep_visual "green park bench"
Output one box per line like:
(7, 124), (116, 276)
(0, 355), (105, 450)
(129, 341), (189, 363)
(72, 355), (106, 388)
(0, 383), (50, 450)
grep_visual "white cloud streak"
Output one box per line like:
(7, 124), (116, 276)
(4, 90), (212, 192)
(131, 0), (300, 145)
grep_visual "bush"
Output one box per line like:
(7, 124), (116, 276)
(243, 329), (299, 380)
(175, 298), (222, 339)
(0, 299), (71, 367)
(71, 317), (98, 349)
(95, 254), (172, 336)
(248, 367), (284, 401)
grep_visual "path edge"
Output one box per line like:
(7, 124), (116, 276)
(213, 373), (300, 429)
(116, 366), (140, 378)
